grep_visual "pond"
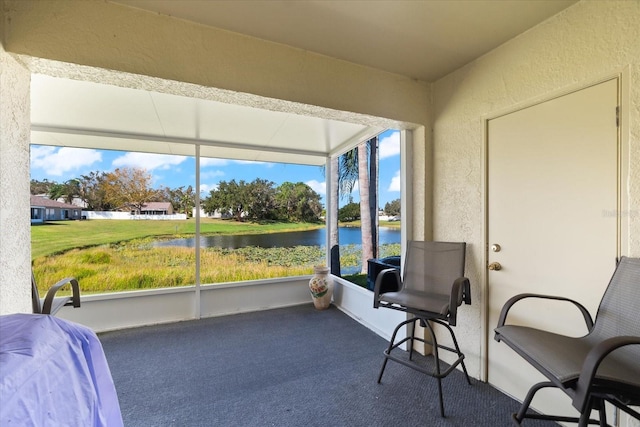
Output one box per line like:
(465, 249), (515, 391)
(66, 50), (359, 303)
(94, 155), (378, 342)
(154, 226), (401, 249)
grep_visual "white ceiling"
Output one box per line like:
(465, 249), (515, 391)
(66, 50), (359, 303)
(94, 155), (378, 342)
(31, 75), (383, 166)
(32, 1), (577, 164)
(111, 0), (577, 82)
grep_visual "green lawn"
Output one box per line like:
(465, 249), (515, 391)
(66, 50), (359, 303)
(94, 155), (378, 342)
(31, 218), (324, 259)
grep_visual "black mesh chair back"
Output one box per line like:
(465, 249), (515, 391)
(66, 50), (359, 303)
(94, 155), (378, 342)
(404, 241), (466, 313)
(591, 257), (640, 340)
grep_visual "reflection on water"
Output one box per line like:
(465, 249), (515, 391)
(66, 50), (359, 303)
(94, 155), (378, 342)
(154, 227), (400, 249)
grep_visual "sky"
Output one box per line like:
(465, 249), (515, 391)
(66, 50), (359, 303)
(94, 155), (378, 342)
(30, 130), (401, 209)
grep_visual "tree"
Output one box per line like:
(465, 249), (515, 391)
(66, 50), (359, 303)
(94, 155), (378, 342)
(30, 179), (56, 195)
(338, 202), (360, 222)
(102, 167), (157, 213)
(276, 182), (322, 222)
(245, 178), (277, 221)
(339, 148), (359, 203)
(77, 171), (113, 211)
(357, 141), (373, 273)
(48, 182), (68, 201)
(202, 179), (250, 221)
(339, 138), (378, 273)
(165, 185), (195, 217)
(368, 137), (379, 259)
(329, 156), (341, 276)
(384, 198), (401, 217)
(48, 179), (80, 204)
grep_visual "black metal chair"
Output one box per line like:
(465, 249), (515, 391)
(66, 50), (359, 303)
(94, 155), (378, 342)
(494, 256), (640, 426)
(31, 271), (81, 315)
(373, 241), (471, 417)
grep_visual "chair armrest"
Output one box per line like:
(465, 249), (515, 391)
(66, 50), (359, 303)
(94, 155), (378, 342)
(447, 277), (471, 327)
(373, 268), (401, 308)
(494, 293), (594, 341)
(41, 277), (81, 315)
(572, 336), (640, 413)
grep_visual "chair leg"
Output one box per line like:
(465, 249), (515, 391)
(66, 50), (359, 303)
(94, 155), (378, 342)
(597, 399), (607, 427)
(408, 317), (416, 361)
(377, 316), (471, 419)
(578, 408), (591, 427)
(378, 317), (417, 383)
(424, 320), (446, 417)
(438, 320), (472, 385)
(514, 381), (554, 424)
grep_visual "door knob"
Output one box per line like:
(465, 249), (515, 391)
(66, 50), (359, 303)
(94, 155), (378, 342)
(488, 262), (502, 271)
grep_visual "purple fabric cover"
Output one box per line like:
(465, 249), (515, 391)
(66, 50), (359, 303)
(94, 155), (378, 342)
(0, 314), (123, 426)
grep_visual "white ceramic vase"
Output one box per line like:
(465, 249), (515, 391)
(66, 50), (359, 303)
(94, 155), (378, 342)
(308, 266), (333, 310)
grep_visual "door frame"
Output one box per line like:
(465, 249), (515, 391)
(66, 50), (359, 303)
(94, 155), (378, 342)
(479, 68), (630, 382)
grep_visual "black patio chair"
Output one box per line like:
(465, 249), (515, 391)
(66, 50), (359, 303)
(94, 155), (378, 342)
(494, 256), (640, 426)
(373, 240), (472, 417)
(32, 271), (81, 315)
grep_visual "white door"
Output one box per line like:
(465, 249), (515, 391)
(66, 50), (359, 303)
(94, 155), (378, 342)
(486, 78), (619, 418)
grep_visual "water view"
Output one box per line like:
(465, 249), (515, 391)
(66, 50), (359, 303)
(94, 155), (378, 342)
(154, 226), (401, 249)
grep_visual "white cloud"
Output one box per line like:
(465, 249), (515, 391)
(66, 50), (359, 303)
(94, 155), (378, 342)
(200, 158), (229, 167)
(305, 179), (326, 195)
(30, 146), (102, 176)
(387, 170), (400, 192)
(201, 170), (225, 180)
(379, 131), (400, 159)
(112, 152), (186, 170)
(234, 160), (275, 168)
(200, 183), (219, 194)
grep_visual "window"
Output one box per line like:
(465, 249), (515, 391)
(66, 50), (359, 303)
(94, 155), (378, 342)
(329, 130), (402, 288)
(31, 145), (335, 294)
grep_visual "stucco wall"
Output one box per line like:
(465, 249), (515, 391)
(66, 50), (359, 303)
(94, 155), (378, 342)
(0, 40), (32, 314)
(432, 0), (640, 379)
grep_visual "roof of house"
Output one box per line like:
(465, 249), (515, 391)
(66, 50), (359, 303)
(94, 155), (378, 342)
(141, 202), (172, 211)
(30, 195), (81, 209)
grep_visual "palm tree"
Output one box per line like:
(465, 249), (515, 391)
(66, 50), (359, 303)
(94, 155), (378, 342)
(357, 142), (373, 273)
(368, 137), (379, 260)
(327, 137), (379, 276)
(329, 156), (341, 276)
(338, 137), (378, 274)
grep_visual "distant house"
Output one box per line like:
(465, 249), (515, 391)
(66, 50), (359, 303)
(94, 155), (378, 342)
(30, 195), (82, 224)
(138, 202), (173, 215)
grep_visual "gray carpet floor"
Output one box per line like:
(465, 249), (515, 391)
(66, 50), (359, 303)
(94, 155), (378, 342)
(99, 304), (556, 426)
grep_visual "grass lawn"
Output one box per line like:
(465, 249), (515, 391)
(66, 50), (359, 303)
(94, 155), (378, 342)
(31, 218), (324, 259)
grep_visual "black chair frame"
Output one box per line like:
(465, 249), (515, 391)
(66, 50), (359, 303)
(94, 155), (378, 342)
(377, 313), (471, 417)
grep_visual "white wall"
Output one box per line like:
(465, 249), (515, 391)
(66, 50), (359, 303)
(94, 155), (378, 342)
(432, 0), (640, 379)
(0, 40), (31, 314)
(84, 211), (187, 220)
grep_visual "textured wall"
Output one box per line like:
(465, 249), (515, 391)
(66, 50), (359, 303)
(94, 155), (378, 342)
(432, 0), (640, 379)
(0, 41), (32, 314)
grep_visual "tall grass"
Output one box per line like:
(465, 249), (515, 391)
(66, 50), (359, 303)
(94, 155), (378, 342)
(33, 242), (324, 294)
